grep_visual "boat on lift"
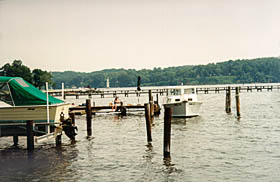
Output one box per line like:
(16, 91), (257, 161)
(0, 76), (70, 137)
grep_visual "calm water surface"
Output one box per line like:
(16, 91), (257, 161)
(1, 91), (280, 182)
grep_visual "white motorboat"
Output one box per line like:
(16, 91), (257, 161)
(164, 86), (202, 117)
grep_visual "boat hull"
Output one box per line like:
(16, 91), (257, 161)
(0, 103), (70, 123)
(0, 104), (70, 136)
(164, 101), (202, 117)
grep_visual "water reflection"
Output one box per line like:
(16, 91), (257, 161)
(0, 142), (79, 181)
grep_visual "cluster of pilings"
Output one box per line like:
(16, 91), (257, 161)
(81, 90), (172, 159)
(225, 86), (241, 119)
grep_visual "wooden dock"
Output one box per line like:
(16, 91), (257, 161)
(47, 83), (280, 98)
(69, 103), (161, 116)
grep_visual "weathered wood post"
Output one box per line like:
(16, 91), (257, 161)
(26, 120), (34, 151)
(156, 94), (159, 105)
(13, 134), (19, 146)
(148, 90), (154, 120)
(86, 99), (92, 136)
(144, 103), (152, 143)
(120, 102), (127, 116)
(148, 90), (152, 101)
(225, 86), (231, 113)
(235, 87), (241, 118)
(163, 106), (172, 160)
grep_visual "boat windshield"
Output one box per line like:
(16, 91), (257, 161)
(0, 83), (14, 106)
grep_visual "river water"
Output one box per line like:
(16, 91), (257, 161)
(1, 90), (280, 182)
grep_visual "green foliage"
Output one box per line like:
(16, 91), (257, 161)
(0, 60), (53, 88)
(32, 69), (53, 89)
(51, 57), (280, 88)
(0, 60), (33, 83)
(2, 57), (280, 89)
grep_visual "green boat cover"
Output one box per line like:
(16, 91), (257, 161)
(0, 76), (64, 106)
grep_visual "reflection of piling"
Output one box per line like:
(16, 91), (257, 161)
(163, 106), (172, 159)
(86, 99), (92, 136)
(235, 87), (241, 118)
(225, 86), (231, 113)
(144, 103), (152, 143)
(26, 120), (34, 151)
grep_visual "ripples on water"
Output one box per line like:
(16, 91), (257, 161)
(1, 91), (280, 181)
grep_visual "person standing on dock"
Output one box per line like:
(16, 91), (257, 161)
(112, 96), (121, 111)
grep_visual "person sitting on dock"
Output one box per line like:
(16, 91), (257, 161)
(112, 96), (121, 111)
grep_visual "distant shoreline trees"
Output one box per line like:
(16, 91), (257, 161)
(1, 57), (280, 89)
(51, 57), (280, 88)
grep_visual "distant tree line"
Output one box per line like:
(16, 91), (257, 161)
(1, 57), (280, 89)
(51, 57), (280, 89)
(0, 60), (53, 89)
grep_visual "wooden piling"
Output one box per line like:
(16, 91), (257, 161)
(156, 94), (159, 105)
(13, 134), (18, 146)
(86, 99), (92, 136)
(225, 86), (231, 113)
(148, 90), (152, 102)
(235, 87), (241, 118)
(144, 103), (152, 143)
(120, 102), (127, 116)
(163, 106), (172, 159)
(26, 120), (34, 151)
(149, 90), (154, 119)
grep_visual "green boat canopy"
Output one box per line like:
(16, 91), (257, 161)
(0, 76), (64, 106)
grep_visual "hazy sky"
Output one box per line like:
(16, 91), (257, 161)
(1, 0), (280, 72)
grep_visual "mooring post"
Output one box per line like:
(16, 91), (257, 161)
(236, 87), (241, 118)
(156, 93), (159, 105)
(148, 90), (152, 102)
(225, 86), (231, 113)
(163, 106), (172, 160)
(13, 134), (19, 146)
(144, 103), (152, 143)
(86, 99), (92, 136)
(150, 98), (154, 118)
(148, 90), (154, 120)
(26, 120), (34, 151)
(120, 102), (127, 116)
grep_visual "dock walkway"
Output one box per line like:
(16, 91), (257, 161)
(47, 83), (280, 98)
